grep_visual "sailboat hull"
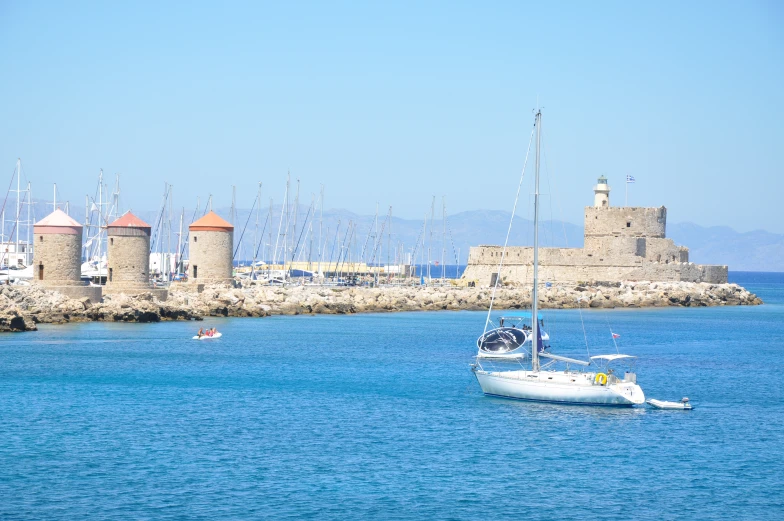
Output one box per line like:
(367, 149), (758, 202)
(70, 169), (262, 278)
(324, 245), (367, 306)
(473, 369), (644, 406)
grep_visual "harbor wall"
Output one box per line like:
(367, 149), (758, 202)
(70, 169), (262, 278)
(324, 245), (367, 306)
(462, 247), (727, 285)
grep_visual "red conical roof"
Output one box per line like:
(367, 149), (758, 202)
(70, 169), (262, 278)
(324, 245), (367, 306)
(108, 211), (151, 229)
(189, 211), (234, 231)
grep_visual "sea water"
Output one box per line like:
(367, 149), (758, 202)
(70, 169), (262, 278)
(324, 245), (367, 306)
(1, 273), (782, 520)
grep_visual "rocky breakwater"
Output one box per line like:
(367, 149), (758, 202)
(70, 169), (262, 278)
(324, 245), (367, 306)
(0, 280), (762, 333)
(165, 279), (762, 318)
(0, 285), (200, 331)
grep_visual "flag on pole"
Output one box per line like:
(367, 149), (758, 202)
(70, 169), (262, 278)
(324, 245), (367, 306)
(612, 332), (621, 339)
(626, 175), (635, 183)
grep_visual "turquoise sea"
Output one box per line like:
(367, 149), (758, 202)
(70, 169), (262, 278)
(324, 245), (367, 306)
(1, 272), (783, 520)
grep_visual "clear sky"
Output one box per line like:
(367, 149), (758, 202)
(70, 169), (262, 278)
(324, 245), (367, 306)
(1, 1), (782, 232)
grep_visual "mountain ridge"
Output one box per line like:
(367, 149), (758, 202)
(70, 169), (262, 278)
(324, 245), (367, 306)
(5, 202), (782, 271)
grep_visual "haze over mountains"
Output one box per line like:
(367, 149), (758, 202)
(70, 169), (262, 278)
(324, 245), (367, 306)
(6, 202), (782, 272)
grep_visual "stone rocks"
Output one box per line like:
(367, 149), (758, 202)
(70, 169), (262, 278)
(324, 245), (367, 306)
(0, 285), (201, 330)
(0, 278), (764, 334)
(0, 307), (37, 332)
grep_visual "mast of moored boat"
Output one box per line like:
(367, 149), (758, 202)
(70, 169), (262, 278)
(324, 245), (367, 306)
(531, 109), (542, 372)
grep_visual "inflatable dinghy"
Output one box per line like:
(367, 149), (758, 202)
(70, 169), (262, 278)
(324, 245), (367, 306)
(192, 332), (222, 340)
(647, 398), (692, 410)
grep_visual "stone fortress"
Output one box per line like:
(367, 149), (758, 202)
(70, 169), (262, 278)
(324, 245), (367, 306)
(462, 176), (728, 287)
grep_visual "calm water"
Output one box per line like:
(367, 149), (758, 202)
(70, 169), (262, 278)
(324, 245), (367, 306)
(1, 273), (782, 520)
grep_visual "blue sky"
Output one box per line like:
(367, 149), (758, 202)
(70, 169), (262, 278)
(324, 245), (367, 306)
(1, 1), (782, 232)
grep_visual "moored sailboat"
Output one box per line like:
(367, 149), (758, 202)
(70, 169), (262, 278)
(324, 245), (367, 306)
(471, 109), (645, 407)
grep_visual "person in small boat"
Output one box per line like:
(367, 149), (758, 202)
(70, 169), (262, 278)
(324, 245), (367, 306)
(211, 327), (218, 336)
(206, 328), (213, 337)
(197, 328), (204, 338)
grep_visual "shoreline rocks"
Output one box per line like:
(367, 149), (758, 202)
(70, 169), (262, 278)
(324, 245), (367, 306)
(0, 280), (763, 333)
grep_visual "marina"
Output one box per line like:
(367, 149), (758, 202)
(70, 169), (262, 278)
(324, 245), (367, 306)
(0, 162), (462, 289)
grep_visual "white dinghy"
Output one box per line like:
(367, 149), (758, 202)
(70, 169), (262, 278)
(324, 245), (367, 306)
(647, 398), (692, 410)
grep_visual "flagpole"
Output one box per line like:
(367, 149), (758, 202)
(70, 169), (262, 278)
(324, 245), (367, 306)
(625, 177), (628, 207)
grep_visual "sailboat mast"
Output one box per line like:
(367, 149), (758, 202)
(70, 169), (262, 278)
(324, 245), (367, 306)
(177, 209), (183, 275)
(428, 196), (434, 283)
(15, 159), (20, 257)
(531, 109), (542, 372)
(442, 197), (446, 283)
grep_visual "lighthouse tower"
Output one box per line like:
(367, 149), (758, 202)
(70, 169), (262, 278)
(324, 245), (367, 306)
(593, 175), (610, 208)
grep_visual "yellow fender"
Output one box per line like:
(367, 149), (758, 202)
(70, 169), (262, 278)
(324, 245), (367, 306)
(595, 373), (608, 385)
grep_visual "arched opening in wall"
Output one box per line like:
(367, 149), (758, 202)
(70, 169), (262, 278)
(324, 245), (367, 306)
(109, 268), (113, 282)
(39, 235), (43, 243)
(110, 238), (114, 246)
(38, 263), (44, 280)
(627, 221), (631, 228)
(193, 265), (198, 279)
(194, 236), (198, 243)
(602, 201), (607, 207)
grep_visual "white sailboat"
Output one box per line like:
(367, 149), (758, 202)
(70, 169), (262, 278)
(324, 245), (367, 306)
(472, 110), (645, 406)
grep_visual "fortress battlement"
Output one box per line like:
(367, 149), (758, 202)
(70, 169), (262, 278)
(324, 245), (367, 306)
(462, 177), (728, 286)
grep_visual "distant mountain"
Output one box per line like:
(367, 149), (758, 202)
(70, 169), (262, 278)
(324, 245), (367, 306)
(667, 223), (784, 272)
(4, 202), (782, 271)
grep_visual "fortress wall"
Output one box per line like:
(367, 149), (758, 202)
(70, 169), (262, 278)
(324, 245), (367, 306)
(645, 238), (689, 263)
(584, 236), (646, 257)
(463, 261), (727, 286)
(463, 263), (672, 285)
(464, 244), (727, 285)
(679, 263), (728, 284)
(468, 245), (645, 268)
(584, 206), (666, 238)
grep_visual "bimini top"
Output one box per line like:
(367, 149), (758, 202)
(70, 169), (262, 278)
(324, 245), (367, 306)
(34, 209), (82, 235)
(590, 354), (637, 362)
(500, 311), (543, 320)
(189, 211), (234, 232)
(108, 211), (151, 229)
